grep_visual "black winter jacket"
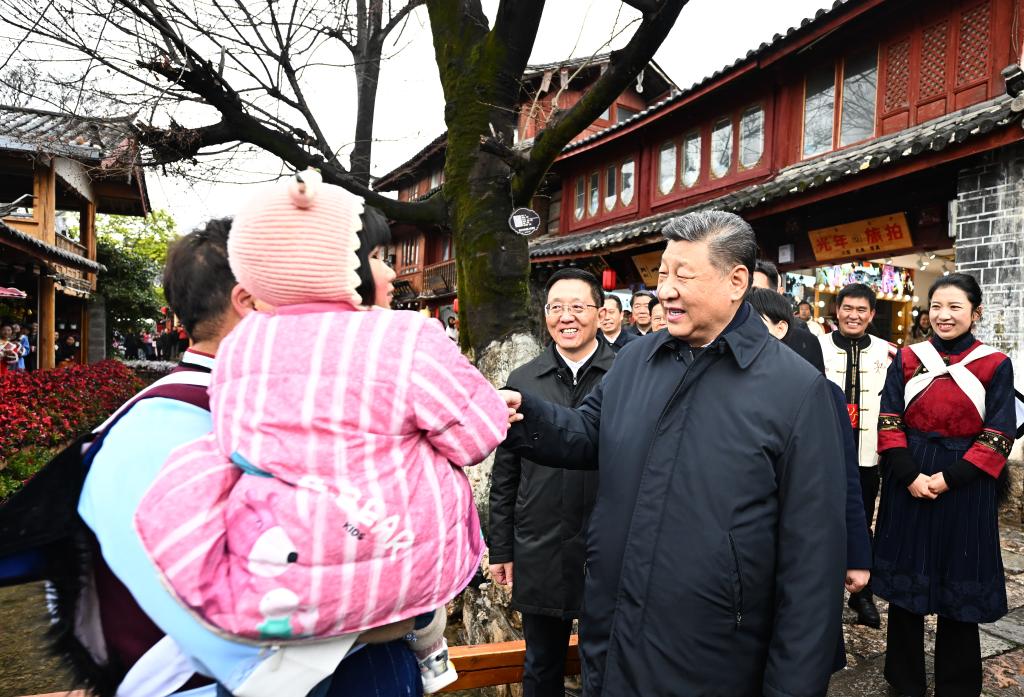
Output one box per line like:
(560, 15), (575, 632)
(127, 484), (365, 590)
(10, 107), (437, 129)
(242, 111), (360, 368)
(488, 340), (615, 618)
(504, 304), (846, 697)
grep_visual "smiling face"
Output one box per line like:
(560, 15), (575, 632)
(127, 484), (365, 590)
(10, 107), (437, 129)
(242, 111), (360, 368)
(929, 285), (979, 341)
(657, 238), (749, 346)
(546, 278), (602, 360)
(631, 294), (652, 330)
(650, 303), (667, 332)
(836, 295), (875, 339)
(601, 297), (622, 336)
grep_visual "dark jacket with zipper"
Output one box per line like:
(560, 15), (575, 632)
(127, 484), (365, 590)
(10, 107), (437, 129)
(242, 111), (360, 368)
(488, 339), (615, 618)
(503, 304), (846, 697)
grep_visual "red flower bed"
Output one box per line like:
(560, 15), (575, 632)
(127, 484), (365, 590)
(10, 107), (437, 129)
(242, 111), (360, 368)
(0, 360), (144, 463)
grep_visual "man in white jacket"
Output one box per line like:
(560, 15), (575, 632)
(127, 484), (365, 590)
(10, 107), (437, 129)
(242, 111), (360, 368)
(819, 282), (896, 630)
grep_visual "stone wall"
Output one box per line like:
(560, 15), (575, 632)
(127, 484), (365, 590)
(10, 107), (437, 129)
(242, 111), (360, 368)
(956, 144), (1024, 511)
(955, 144), (1024, 363)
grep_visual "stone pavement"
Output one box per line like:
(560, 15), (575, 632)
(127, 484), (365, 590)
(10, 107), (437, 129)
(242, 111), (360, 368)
(828, 512), (1024, 697)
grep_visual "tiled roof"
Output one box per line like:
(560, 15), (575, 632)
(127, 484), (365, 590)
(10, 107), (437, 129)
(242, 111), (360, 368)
(524, 52), (612, 76)
(373, 132), (449, 192)
(0, 105), (135, 161)
(0, 219), (105, 273)
(560, 0), (858, 155)
(530, 94), (1022, 258)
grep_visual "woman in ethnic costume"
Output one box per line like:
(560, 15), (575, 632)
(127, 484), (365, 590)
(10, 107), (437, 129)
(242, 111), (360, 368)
(875, 273), (1016, 697)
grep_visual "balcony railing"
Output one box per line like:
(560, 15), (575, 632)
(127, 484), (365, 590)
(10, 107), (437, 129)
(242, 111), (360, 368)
(423, 259), (456, 296)
(55, 232), (88, 258)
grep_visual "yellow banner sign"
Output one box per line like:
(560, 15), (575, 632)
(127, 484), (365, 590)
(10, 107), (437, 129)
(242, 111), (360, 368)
(808, 213), (913, 262)
(632, 250), (663, 287)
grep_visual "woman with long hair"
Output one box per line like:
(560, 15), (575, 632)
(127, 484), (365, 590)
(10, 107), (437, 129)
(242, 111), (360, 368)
(875, 273), (1016, 697)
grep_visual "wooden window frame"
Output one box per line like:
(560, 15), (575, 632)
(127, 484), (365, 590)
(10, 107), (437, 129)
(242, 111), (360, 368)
(738, 105), (766, 171)
(563, 155), (640, 233)
(650, 100), (769, 210)
(657, 141), (677, 195)
(801, 47), (880, 160)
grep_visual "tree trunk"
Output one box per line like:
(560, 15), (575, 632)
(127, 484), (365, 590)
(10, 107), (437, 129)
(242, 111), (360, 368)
(350, 49), (381, 186)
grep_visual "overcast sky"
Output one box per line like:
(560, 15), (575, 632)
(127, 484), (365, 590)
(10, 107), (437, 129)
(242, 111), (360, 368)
(150, 0), (828, 232)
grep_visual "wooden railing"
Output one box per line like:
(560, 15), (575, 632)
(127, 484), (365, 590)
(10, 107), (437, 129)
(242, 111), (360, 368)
(423, 259), (456, 295)
(55, 231), (88, 258)
(441, 636), (580, 692)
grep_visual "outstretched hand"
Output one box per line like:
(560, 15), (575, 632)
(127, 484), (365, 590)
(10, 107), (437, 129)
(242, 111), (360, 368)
(499, 389), (524, 424)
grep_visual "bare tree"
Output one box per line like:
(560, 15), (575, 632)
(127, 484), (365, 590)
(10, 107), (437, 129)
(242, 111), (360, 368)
(0, 0), (689, 358)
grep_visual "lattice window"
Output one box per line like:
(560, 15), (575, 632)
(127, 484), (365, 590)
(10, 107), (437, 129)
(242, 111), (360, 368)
(919, 21), (949, 100)
(957, 2), (991, 86)
(884, 39), (910, 113)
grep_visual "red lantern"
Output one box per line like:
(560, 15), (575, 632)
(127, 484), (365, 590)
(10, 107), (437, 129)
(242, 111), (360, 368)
(453, 298), (459, 313)
(601, 268), (617, 291)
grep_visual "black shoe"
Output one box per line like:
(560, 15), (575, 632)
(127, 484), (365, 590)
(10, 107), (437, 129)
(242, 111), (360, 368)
(848, 592), (881, 628)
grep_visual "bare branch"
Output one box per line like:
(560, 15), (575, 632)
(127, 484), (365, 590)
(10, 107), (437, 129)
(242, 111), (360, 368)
(513, 0), (689, 203)
(619, 0), (660, 12)
(479, 134), (528, 171)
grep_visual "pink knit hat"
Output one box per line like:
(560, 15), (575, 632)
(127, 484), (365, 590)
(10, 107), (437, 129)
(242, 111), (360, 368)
(229, 170), (364, 308)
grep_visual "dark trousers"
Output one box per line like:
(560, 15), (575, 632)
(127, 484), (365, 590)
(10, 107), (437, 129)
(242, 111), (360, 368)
(884, 603), (982, 697)
(854, 465), (881, 601)
(522, 613), (573, 697)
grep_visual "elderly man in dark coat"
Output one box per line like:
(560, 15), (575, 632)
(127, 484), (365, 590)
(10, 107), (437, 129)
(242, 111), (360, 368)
(501, 211), (846, 697)
(489, 267), (615, 696)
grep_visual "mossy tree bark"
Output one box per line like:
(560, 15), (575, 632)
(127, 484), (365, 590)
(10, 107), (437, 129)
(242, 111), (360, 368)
(425, 0), (689, 355)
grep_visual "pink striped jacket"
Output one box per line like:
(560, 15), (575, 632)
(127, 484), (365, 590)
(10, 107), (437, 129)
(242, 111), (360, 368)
(135, 303), (508, 641)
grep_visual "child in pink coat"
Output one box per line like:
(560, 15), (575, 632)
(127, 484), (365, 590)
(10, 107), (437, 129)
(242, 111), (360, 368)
(135, 171), (508, 692)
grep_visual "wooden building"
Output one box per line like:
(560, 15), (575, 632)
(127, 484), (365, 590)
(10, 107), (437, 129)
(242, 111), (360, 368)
(526, 0), (1024, 355)
(0, 106), (149, 369)
(372, 54), (676, 317)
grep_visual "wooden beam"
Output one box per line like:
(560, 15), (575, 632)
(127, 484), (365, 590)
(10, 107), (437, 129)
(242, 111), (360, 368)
(438, 636), (580, 692)
(54, 157), (94, 203)
(38, 277), (55, 370)
(34, 161), (56, 245)
(82, 200), (97, 289)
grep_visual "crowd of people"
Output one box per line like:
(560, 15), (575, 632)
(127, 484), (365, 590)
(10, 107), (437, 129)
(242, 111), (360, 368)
(0, 193), (1016, 697)
(118, 324), (190, 361)
(0, 321), (33, 374)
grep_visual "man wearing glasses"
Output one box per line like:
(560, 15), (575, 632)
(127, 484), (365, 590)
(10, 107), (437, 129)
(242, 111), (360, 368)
(819, 282), (896, 630)
(488, 268), (615, 697)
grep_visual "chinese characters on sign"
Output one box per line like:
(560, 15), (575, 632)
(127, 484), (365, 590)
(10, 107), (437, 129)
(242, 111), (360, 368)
(807, 213), (913, 262)
(631, 250), (664, 287)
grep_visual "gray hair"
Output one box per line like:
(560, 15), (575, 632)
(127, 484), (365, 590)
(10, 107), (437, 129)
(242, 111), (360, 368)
(661, 210), (757, 279)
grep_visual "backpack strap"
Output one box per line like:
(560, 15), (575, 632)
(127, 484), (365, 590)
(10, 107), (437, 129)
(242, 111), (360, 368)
(92, 371), (211, 435)
(906, 341), (999, 420)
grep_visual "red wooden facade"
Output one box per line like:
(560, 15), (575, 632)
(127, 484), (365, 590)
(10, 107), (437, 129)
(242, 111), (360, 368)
(547, 0), (1024, 253)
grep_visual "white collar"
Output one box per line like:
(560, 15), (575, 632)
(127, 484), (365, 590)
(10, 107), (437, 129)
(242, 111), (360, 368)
(181, 349), (216, 371)
(557, 342), (599, 378)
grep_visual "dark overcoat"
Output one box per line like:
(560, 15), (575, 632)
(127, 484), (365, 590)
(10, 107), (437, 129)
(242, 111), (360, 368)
(488, 340), (615, 618)
(505, 304), (847, 697)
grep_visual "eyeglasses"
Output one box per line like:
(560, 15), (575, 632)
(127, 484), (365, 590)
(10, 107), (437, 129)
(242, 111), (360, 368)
(544, 303), (598, 316)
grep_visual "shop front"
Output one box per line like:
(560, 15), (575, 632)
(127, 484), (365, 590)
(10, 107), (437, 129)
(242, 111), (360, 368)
(777, 212), (955, 346)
